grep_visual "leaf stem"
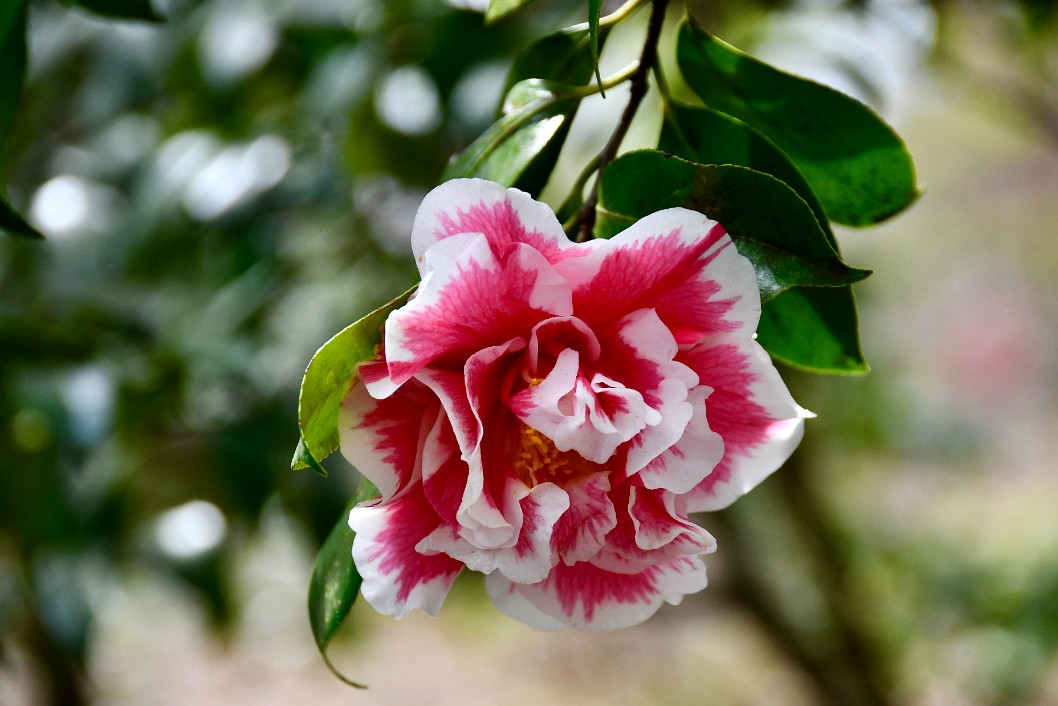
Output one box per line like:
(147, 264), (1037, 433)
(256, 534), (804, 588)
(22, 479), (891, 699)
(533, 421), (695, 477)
(566, 0), (648, 33)
(575, 0), (670, 242)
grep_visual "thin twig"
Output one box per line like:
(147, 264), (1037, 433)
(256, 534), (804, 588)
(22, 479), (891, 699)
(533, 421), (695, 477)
(575, 0), (670, 243)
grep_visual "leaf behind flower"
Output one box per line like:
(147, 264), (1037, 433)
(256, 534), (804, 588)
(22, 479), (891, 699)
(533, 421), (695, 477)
(294, 286), (416, 472)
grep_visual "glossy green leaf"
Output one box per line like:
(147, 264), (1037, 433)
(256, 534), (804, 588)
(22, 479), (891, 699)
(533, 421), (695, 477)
(505, 23), (612, 94)
(757, 286), (868, 374)
(659, 101), (832, 240)
(595, 150), (869, 302)
(308, 479), (381, 689)
(485, 0), (539, 24)
(69, 0), (161, 21)
(295, 287), (415, 470)
(444, 79), (579, 194)
(676, 16), (918, 226)
(588, 0), (603, 89)
(496, 24), (612, 195)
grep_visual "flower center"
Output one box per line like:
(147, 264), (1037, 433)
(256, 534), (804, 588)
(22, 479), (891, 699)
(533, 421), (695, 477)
(514, 423), (602, 487)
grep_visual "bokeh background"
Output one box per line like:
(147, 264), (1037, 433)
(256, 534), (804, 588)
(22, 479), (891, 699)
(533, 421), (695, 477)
(2, 0), (1058, 704)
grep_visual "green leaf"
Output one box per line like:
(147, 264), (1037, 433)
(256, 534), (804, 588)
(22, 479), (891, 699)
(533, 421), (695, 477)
(758, 286), (868, 375)
(494, 23), (612, 195)
(295, 286), (415, 469)
(0, 193), (43, 241)
(595, 150), (869, 302)
(505, 23), (612, 94)
(68, 0), (162, 21)
(308, 479), (381, 689)
(291, 436), (328, 477)
(485, 0), (539, 24)
(659, 101), (832, 240)
(588, 0), (603, 90)
(676, 16), (918, 226)
(444, 79), (579, 194)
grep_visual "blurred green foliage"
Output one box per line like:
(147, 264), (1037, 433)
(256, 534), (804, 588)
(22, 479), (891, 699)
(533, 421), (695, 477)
(2, 0), (1058, 704)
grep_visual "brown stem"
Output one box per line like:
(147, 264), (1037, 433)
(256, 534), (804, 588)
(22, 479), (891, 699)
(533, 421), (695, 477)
(575, 0), (670, 243)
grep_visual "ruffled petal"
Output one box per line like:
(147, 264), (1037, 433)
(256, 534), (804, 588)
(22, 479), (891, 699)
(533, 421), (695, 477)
(487, 556), (709, 630)
(385, 232), (572, 386)
(348, 486), (463, 619)
(411, 179), (589, 273)
(556, 209), (758, 345)
(550, 474), (618, 565)
(590, 485), (716, 576)
(338, 378), (436, 502)
(635, 385), (724, 494)
(682, 339), (811, 511)
(599, 309), (699, 476)
(418, 480), (569, 584)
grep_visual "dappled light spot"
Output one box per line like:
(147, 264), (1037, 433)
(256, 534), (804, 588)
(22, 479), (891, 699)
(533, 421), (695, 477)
(375, 66), (442, 136)
(155, 501), (228, 560)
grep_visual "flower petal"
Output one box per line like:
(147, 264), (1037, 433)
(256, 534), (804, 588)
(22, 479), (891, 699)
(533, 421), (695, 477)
(635, 385), (724, 494)
(599, 309), (699, 476)
(418, 480), (569, 584)
(411, 179), (588, 273)
(487, 556), (709, 630)
(550, 474), (618, 565)
(385, 232), (572, 387)
(590, 484), (716, 575)
(556, 209), (758, 345)
(682, 339), (811, 511)
(348, 486), (463, 619)
(338, 378), (436, 502)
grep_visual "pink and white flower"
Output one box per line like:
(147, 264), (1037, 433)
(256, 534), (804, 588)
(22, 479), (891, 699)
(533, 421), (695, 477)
(340, 179), (809, 630)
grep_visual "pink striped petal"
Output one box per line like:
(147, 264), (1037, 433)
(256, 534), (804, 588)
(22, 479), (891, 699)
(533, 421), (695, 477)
(550, 474), (618, 565)
(635, 385), (724, 494)
(681, 339), (811, 511)
(591, 485), (716, 576)
(338, 379), (437, 502)
(418, 480), (569, 584)
(384, 232), (572, 387)
(348, 486), (463, 619)
(598, 309), (699, 476)
(555, 209), (758, 345)
(411, 179), (589, 273)
(486, 556), (709, 630)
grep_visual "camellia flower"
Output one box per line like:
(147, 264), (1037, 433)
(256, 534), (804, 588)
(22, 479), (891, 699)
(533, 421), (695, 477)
(340, 179), (809, 630)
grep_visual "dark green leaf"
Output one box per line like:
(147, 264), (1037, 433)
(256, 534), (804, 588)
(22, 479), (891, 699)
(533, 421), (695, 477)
(308, 479), (381, 689)
(496, 24), (613, 195)
(69, 0), (162, 21)
(295, 286), (415, 469)
(0, 193), (43, 240)
(595, 150), (869, 302)
(444, 79), (579, 194)
(659, 101), (832, 240)
(758, 286), (868, 374)
(485, 0), (539, 24)
(505, 23), (612, 94)
(676, 16), (918, 226)
(291, 436), (328, 477)
(588, 0), (603, 90)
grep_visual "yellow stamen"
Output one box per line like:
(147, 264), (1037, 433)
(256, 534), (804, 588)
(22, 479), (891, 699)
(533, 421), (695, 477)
(514, 423), (601, 487)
